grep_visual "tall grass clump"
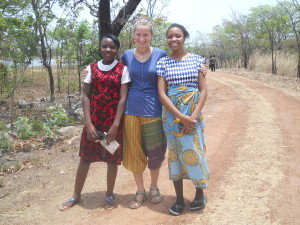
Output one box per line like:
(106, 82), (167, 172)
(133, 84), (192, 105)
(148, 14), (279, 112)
(248, 50), (298, 77)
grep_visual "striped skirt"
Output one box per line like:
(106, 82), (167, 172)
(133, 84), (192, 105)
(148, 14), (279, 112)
(122, 114), (166, 173)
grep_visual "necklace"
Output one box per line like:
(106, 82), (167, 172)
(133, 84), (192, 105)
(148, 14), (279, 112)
(136, 47), (150, 58)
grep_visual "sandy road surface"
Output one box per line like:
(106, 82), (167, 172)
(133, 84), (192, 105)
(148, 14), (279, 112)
(0, 71), (299, 225)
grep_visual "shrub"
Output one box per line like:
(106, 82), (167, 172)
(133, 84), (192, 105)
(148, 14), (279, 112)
(0, 178), (4, 188)
(45, 104), (75, 127)
(0, 122), (13, 150)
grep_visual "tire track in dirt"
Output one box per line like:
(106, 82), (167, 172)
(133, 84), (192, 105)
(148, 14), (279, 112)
(62, 76), (248, 225)
(187, 73), (299, 225)
(196, 73), (284, 224)
(0, 73), (259, 225)
(1, 72), (299, 225)
(216, 73), (300, 225)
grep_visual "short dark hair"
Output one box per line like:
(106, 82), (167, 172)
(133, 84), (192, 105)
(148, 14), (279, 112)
(166, 23), (190, 39)
(101, 34), (120, 49)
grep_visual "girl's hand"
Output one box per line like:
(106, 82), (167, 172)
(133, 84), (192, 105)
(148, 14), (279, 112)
(106, 124), (118, 144)
(180, 115), (197, 133)
(86, 124), (98, 142)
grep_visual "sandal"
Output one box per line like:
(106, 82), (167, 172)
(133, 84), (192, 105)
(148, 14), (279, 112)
(104, 194), (117, 209)
(189, 195), (207, 211)
(149, 187), (164, 204)
(59, 197), (79, 211)
(128, 190), (147, 209)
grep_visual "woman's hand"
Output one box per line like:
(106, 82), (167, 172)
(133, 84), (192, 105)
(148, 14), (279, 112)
(180, 114), (197, 133)
(82, 67), (88, 78)
(201, 66), (207, 77)
(86, 124), (98, 142)
(106, 124), (119, 144)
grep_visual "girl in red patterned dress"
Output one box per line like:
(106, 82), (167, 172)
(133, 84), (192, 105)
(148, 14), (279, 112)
(59, 34), (130, 211)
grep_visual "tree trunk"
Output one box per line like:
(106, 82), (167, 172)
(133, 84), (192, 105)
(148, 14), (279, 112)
(76, 43), (83, 95)
(32, 0), (55, 101)
(297, 57), (300, 78)
(243, 50), (248, 69)
(98, 0), (142, 55)
(10, 66), (28, 124)
(40, 35), (55, 101)
(44, 64), (55, 101)
(269, 34), (277, 75)
(98, 0), (112, 42)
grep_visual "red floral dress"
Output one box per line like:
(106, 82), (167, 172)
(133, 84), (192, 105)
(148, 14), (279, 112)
(79, 62), (125, 164)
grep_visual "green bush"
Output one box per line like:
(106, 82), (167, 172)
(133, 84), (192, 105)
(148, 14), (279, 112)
(0, 121), (13, 150)
(0, 137), (12, 150)
(13, 105), (75, 141)
(0, 177), (5, 187)
(45, 104), (74, 127)
(14, 116), (35, 140)
(0, 63), (13, 99)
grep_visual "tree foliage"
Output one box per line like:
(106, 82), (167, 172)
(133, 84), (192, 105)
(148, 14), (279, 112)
(198, 0), (299, 76)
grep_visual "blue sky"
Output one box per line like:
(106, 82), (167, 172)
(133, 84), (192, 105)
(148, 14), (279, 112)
(165, 0), (279, 35)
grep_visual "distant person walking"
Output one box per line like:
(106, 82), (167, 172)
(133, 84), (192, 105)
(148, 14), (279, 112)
(209, 55), (216, 72)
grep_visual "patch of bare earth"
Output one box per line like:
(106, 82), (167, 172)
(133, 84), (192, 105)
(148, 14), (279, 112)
(185, 72), (300, 225)
(0, 70), (299, 225)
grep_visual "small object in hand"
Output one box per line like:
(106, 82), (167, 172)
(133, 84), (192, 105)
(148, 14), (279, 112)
(97, 131), (106, 140)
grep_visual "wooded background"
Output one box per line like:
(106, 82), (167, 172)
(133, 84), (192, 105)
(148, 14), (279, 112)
(0, 0), (299, 103)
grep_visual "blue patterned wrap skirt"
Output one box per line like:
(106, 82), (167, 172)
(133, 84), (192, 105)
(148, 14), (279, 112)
(162, 85), (209, 188)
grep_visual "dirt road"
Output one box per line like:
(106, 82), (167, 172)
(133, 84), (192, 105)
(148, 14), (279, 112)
(1, 71), (299, 225)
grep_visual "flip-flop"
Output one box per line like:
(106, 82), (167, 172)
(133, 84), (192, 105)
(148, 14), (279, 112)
(149, 187), (164, 204)
(189, 196), (207, 211)
(59, 197), (78, 211)
(104, 194), (117, 210)
(169, 203), (185, 216)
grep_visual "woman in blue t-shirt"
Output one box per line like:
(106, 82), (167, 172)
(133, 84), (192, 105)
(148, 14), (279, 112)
(121, 18), (167, 209)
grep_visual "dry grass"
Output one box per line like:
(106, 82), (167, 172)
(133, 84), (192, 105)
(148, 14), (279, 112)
(12, 65), (81, 101)
(0, 177), (4, 188)
(3, 54), (299, 103)
(248, 51), (298, 77)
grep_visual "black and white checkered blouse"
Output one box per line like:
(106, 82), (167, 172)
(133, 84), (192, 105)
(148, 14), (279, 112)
(156, 54), (204, 88)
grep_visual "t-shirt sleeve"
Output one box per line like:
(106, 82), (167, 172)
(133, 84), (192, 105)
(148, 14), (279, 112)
(121, 66), (131, 84)
(162, 50), (168, 57)
(120, 52), (127, 65)
(83, 65), (92, 83)
(197, 55), (204, 73)
(156, 58), (165, 77)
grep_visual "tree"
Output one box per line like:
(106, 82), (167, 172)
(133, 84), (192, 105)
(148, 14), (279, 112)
(230, 10), (252, 69)
(140, 0), (170, 19)
(249, 5), (290, 74)
(190, 32), (209, 59)
(0, 0), (39, 122)
(30, 0), (58, 102)
(72, 20), (92, 95)
(74, 0), (142, 55)
(276, 0), (300, 77)
(208, 23), (241, 68)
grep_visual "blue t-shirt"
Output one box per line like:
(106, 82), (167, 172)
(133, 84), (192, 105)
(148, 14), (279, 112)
(121, 47), (167, 117)
(156, 54), (204, 88)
